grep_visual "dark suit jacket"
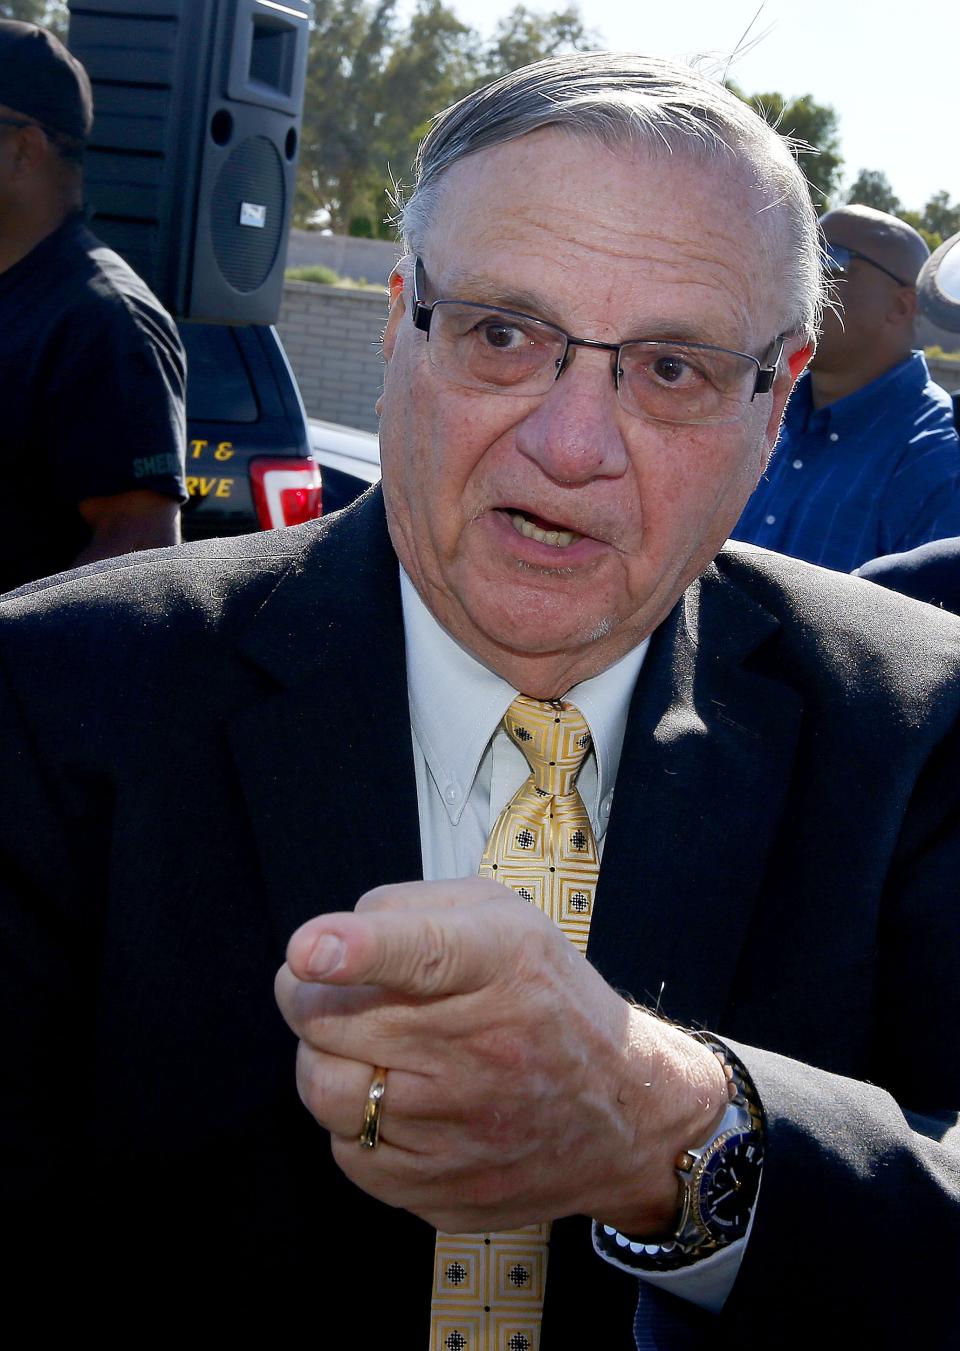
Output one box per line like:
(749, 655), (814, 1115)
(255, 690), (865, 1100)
(859, 536), (960, 615)
(2, 489), (958, 1344)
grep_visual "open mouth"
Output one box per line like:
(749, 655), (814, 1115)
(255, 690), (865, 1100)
(506, 509), (583, 549)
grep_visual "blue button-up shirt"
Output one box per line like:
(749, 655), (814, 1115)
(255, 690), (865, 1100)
(731, 352), (960, 572)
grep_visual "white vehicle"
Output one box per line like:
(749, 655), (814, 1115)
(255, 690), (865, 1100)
(308, 417), (381, 514)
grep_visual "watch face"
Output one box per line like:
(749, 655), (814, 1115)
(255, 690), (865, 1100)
(693, 1130), (762, 1242)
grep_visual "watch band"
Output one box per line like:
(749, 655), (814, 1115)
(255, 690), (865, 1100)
(593, 1035), (764, 1273)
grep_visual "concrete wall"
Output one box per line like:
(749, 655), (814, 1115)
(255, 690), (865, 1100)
(276, 280), (388, 433)
(928, 356), (960, 394)
(276, 279), (960, 434)
(917, 316), (960, 357)
(286, 231), (400, 287)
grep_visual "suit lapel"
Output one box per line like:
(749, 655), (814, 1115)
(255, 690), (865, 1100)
(546, 562), (806, 1340)
(223, 491), (434, 1337)
(225, 490), (424, 948)
(587, 558), (805, 1031)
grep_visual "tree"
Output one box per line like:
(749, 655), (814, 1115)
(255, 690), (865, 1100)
(844, 180), (958, 252)
(296, 0), (401, 233)
(728, 85), (843, 207)
(374, 2), (598, 229)
(920, 190), (960, 244)
(296, 0), (479, 234)
(0, 1), (67, 36)
(296, 0), (603, 234)
(373, 0), (477, 227)
(478, 4), (599, 81)
(896, 210), (941, 254)
(844, 168), (901, 215)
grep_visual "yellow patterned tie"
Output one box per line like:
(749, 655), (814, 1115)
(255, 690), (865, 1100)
(429, 696), (599, 1351)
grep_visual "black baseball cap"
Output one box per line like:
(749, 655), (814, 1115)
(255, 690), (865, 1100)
(0, 20), (93, 140)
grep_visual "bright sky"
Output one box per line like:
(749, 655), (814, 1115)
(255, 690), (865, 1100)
(439, 0), (960, 211)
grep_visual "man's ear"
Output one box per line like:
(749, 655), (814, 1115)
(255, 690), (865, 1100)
(894, 286), (919, 324)
(787, 341), (814, 381)
(382, 268), (406, 363)
(762, 338), (814, 451)
(11, 123), (49, 177)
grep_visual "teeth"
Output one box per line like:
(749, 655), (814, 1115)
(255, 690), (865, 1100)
(509, 512), (581, 548)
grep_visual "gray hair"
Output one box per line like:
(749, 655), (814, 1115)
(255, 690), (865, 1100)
(400, 52), (825, 342)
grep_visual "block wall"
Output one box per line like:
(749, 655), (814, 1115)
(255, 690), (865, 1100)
(276, 281), (388, 433)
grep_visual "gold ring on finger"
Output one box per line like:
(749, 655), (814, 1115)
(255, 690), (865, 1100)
(358, 1066), (388, 1149)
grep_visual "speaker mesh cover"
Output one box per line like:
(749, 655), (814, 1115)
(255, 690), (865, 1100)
(210, 135), (285, 292)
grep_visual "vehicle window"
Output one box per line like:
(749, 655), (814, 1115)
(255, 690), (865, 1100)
(179, 323), (260, 423)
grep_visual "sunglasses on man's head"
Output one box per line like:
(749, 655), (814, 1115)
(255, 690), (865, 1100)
(824, 242), (910, 287)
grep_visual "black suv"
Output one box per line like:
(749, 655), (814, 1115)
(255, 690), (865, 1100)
(179, 322), (322, 540)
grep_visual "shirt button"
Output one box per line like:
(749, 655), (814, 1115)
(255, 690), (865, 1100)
(792, 459), (803, 469)
(765, 514), (776, 525)
(602, 795), (613, 816)
(829, 432), (839, 442)
(444, 784), (459, 805)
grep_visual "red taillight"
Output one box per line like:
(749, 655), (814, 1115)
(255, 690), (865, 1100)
(250, 459), (322, 530)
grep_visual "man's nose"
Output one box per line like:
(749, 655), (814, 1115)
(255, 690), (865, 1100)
(513, 347), (631, 484)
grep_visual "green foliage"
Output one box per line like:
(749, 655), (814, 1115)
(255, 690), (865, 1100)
(298, 14), (958, 255)
(727, 84), (843, 207)
(296, 0), (600, 234)
(0, 0), (67, 32)
(286, 264), (342, 284)
(898, 210), (941, 254)
(477, 5), (599, 82)
(844, 168), (901, 215)
(845, 177), (960, 252)
(925, 346), (960, 364)
(371, 0), (476, 230)
(285, 264), (383, 291)
(919, 190), (960, 246)
(296, 0), (401, 235)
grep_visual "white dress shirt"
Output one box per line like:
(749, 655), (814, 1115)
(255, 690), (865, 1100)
(399, 567), (748, 1314)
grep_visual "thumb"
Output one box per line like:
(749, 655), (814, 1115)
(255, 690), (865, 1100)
(285, 887), (519, 996)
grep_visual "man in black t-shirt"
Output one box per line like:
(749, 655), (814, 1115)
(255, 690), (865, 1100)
(0, 21), (186, 593)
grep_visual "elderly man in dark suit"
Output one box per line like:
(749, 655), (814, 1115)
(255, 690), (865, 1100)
(1, 54), (958, 1348)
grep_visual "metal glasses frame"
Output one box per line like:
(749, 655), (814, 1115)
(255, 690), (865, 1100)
(410, 255), (783, 407)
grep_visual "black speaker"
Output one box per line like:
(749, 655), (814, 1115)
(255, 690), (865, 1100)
(67, 0), (310, 323)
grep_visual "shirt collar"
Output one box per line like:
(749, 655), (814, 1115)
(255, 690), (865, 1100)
(0, 212), (85, 299)
(787, 352), (929, 435)
(401, 567), (648, 825)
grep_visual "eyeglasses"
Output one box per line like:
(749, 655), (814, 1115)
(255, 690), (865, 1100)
(410, 257), (783, 427)
(824, 242), (910, 288)
(0, 117), (37, 132)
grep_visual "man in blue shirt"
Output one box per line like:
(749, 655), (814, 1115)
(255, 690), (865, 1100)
(732, 204), (960, 571)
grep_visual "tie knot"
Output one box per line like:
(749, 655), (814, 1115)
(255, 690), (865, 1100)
(503, 695), (592, 795)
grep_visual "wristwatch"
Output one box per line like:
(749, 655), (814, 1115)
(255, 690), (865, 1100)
(593, 1035), (764, 1273)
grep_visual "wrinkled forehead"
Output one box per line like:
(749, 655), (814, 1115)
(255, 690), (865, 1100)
(419, 129), (792, 345)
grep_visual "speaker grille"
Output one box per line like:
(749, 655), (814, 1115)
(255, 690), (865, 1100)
(210, 134), (285, 293)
